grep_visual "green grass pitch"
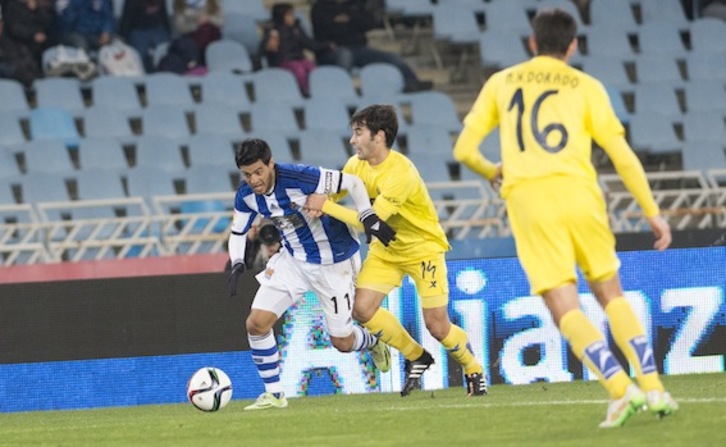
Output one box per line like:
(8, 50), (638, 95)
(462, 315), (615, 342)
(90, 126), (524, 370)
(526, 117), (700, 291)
(1, 373), (724, 446)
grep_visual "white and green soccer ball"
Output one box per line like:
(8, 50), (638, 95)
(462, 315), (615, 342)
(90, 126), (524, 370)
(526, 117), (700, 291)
(187, 367), (233, 412)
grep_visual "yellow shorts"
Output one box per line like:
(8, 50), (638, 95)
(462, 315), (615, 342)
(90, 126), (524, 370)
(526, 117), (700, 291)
(357, 251), (449, 309)
(506, 177), (620, 295)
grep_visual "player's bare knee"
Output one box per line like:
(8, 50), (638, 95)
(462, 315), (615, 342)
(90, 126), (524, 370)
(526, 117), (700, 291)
(425, 321), (449, 341)
(245, 315), (272, 336)
(352, 307), (373, 324)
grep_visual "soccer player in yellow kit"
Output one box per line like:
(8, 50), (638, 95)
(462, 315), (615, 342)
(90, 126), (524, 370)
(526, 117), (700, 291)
(453, 9), (678, 427)
(305, 104), (488, 397)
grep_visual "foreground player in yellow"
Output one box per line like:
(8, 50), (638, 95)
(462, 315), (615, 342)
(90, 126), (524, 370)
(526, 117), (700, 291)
(304, 104), (487, 397)
(453, 9), (678, 427)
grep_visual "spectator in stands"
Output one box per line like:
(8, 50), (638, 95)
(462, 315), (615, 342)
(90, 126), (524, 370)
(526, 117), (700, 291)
(3, 0), (54, 63)
(118, 0), (171, 73)
(260, 2), (333, 96)
(311, 0), (433, 93)
(57, 0), (114, 51)
(172, 0), (222, 58)
(0, 12), (42, 86)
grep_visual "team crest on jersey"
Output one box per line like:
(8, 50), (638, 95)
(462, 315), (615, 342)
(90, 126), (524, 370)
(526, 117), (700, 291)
(264, 267), (275, 278)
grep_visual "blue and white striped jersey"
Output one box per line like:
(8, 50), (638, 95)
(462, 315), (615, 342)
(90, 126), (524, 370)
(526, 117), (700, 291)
(232, 163), (360, 265)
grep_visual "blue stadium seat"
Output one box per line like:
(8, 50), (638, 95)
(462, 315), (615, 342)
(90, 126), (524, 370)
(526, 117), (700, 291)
(303, 97), (351, 138)
(221, 0), (268, 21)
(603, 83), (632, 124)
(483, 1), (532, 34)
(407, 152), (452, 182)
(184, 165), (234, 193)
(681, 140), (726, 171)
(634, 83), (682, 117)
(580, 56), (632, 90)
(684, 81), (726, 112)
(297, 129), (350, 169)
(251, 68), (305, 107)
(0, 177), (16, 204)
(222, 13), (262, 62)
(640, 0), (689, 25)
(682, 111), (726, 142)
(479, 31), (529, 69)
(246, 130), (293, 163)
(82, 106), (134, 140)
(635, 54), (685, 86)
(432, 6), (480, 45)
(206, 39), (254, 74)
(134, 135), (185, 171)
(589, 0), (638, 33)
(193, 103), (245, 138)
(75, 169), (126, 200)
(33, 77), (85, 116)
(585, 26), (635, 62)
(0, 113), (26, 147)
(360, 63), (404, 99)
(685, 52), (726, 81)
(628, 114), (680, 154)
(29, 107), (80, 146)
(141, 104), (191, 138)
(405, 125), (454, 157)
(690, 18), (726, 53)
(0, 79), (30, 118)
(0, 149), (21, 177)
(179, 199), (230, 234)
(408, 91), (462, 133)
(92, 76), (143, 118)
(200, 71), (252, 111)
(309, 66), (360, 108)
(125, 165), (177, 197)
(186, 133), (235, 167)
(144, 72), (195, 109)
(249, 102), (300, 137)
(22, 140), (75, 173)
(638, 23), (687, 55)
(20, 171), (70, 203)
(77, 137), (129, 171)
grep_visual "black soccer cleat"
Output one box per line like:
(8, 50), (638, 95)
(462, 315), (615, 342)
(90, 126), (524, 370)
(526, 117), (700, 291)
(401, 350), (435, 397)
(465, 372), (488, 396)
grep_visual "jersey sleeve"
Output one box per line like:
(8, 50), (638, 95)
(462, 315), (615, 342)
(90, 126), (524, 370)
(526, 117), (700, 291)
(372, 161), (417, 220)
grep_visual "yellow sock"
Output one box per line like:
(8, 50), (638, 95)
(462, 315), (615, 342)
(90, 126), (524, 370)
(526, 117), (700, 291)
(560, 309), (632, 399)
(364, 308), (424, 360)
(440, 325), (483, 375)
(606, 297), (664, 393)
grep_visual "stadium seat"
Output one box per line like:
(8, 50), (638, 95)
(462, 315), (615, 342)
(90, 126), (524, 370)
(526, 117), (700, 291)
(0, 113), (27, 148)
(0, 79), (30, 118)
(432, 6), (480, 45)
(20, 171), (71, 203)
(408, 91), (462, 133)
(249, 102), (300, 137)
(689, 18), (726, 53)
(251, 68), (305, 107)
(221, 0), (268, 21)
(125, 165), (177, 197)
(589, 0), (638, 33)
(482, 1), (532, 35)
(0, 177), (16, 204)
(141, 104), (191, 138)
(75, 169), (126, 200)
(303, 97), (351, 138)
(681, 140), (726, 171)
(585, 26), (635, 62)
(144, 72), (195, 109)
(633, 83), (682, 117)
(360, 63), (405, 99)
(22, 140), (75, 173)
(134, 135), (185, 171)
(309, 66), (360, 108)
(635, 54), (685, 86)
(82, 106), (134, 140)
(186, 133), (235, 167)
(0, 150), (21, 178)
(33, 77), (85, 116)
(200, 71), (252, 111)
(640, 0), (689, 25)
(28, 107), (80, 146)
(638, 23), (687, 55)
(206, 39), (254, 74)
(297, 129), (350, 169)
(179, 199), (230, 235)
(604, 83), (632, 124)
(184, 165), (235, 193)
(479, 31), (530, 70)
(685, 52), (726, 81)
(580, 57), (632, 90)
(247, 130), (293, 163)
(628, 114), (680, 154)
(684, 81), (726, 112)
(77, 137), (129, 170)
(222, 13), (262, 62)
(407, 152), (453, 182)
(681, 111), (726, 142)
(92, 76), (143, 118)
(193, 103), (245, 139)
(405, 125), (454, 157)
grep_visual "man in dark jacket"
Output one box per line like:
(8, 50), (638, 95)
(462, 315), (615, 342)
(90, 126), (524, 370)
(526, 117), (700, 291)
(311, 0), (433, 92)
(0, 14), (42, 86)
(3, 0), (54, 62)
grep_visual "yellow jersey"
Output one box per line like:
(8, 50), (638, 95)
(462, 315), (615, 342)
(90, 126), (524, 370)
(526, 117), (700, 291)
(457, 55), (659, 216)
(341, 150), (449, 262)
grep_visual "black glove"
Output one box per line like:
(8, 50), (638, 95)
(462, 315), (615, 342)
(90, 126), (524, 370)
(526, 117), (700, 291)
(228, 261), (246, 297)
(359, 209), (397, 247)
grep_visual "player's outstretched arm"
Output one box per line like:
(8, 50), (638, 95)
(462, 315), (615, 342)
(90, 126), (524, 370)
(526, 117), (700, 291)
(647, 215), (672, 251)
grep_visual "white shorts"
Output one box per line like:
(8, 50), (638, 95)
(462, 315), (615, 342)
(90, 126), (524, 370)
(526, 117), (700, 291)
(253, 249), (360, 338)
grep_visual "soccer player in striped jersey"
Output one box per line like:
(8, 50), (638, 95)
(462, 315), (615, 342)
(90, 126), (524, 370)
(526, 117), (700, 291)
(453, 9), (678, 427)
(304, 105), (488, 397)
(228, 138), (395, 410)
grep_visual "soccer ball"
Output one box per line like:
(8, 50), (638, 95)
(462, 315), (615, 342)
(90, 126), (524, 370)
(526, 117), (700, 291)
(187, 367), (233, 412)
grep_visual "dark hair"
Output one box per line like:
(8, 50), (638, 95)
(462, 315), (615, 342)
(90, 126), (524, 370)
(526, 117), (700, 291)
(235, 138), (272, 168)
(349, 104), (398, 147)
(271, 3), (294, 25)
(531, 9), (577, 57)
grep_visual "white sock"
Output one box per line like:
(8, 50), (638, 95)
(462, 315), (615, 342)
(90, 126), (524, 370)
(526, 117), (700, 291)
(351, 325), (378, 351)
(248, 331), (283, 396)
